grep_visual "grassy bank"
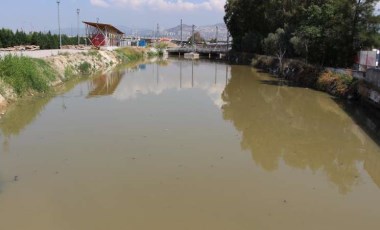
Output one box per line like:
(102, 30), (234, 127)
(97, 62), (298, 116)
(0, 55), (57, 98)
(0, 47), (147, 115)
(252, 55), (358, 99)
(115, 47), (146, 62)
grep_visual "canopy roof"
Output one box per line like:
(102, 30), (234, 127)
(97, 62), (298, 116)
(83, 21), (124, 35)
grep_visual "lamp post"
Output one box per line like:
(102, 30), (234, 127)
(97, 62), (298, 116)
(180, 19), (183, 47)
(216, 26), (218, 44)
(192, 25), (195, 51)
(57, 0), (62, 48)
(77, 8), (80, 45)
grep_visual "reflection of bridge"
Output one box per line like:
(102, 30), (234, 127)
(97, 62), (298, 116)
(167, 46), (231, 58)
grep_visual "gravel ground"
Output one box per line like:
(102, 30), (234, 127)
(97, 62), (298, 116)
(0, 49), (88, 59)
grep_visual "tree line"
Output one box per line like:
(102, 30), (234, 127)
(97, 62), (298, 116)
(224, 0), (380, 67)
(0, 28), (86, 49)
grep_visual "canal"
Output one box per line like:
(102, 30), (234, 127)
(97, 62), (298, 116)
(0, 59), (380, 229)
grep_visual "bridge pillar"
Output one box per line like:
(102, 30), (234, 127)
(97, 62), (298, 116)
(209, 53), (211, 59)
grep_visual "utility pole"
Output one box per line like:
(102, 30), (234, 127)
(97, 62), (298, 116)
(180, 19), (183, 47)
(227, 32), (231, 52)
(156, 23), (160, 39)
(192, 25), (195, 51)
(77, 9), (80, 45)
(216, 26), (218, 44)
(57, 0), (62, 48)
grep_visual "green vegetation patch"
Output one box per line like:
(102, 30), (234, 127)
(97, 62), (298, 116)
(115, 47), (144, 62)
(317, 71), (357, 97)
(0, 55), (57, 96)
(78, 61), (92, 75)
(64, 66), (75, 80)
(87, 50), (102, 61)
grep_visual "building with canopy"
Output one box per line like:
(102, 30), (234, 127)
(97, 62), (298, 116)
(83, 21), (125, 48)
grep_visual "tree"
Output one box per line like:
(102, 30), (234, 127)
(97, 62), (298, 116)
(224, 0), (380, 67)
(188, 31), (205, 45)
(262, 28), (288, 74)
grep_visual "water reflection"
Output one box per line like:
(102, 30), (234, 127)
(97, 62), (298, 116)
(222, 65), (380, 194)
(87, 71), (124, 97)
(111, 59), (230, 108)
(0, 96), (52, 137)
(87, 64), (146, 98)
(336, 101), (380, 189)
(0, 78), (87, 153)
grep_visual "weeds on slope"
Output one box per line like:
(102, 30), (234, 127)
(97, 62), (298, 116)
(0, 55), (57, 96)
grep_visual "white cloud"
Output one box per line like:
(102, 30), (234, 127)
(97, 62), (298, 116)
(90, 0), (225, 11)
(91, 0), (110, 7)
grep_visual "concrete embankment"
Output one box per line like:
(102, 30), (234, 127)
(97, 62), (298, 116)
(358, 69), (380, 110)
(0, 47), (146, 116)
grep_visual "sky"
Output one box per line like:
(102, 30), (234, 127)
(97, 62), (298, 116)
(0, 0), (226, 32)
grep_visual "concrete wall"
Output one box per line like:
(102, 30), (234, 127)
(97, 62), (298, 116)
(352, 70), (365, 80)
(365, 68), (380, 88)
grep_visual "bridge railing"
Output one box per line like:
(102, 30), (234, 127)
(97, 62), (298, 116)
(167, 46), (230, 53)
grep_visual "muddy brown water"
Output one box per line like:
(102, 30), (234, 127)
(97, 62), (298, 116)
(0, 59), (380, 230)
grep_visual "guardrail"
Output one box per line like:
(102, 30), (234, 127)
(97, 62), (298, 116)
(167, 47), (230, 54)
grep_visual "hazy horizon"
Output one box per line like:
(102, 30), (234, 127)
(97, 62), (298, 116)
(0, 0), (226, 32)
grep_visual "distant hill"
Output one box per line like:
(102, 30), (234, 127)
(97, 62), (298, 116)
(51, 23), (228, 41)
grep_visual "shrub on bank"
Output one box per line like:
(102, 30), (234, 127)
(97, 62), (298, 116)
(317, 71), (357, 98)
(115, 47), (145, 62)
(0, 55), (57, 96)
(78, 61), (92, 75)
(252, 55), (358, 98)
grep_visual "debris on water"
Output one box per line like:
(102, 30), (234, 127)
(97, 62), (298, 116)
(220, 156), (224, 159)
(283, 200), (287, 203)
(132, 157), (136, 160)
(14, 176), (18, 182)
(55, 171), (59, 174)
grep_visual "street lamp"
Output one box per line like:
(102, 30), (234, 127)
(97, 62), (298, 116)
(77, 8), (80, 45)
(57, 0), (62, 48)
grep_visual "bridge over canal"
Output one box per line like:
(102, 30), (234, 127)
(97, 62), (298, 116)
(167, 46), (231, 58)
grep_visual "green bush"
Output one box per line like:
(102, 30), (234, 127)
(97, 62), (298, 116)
(64, 66), (75, 79)
(0, 55), (56, 95)
(78, 61), (92, 75)
(115, 47), (144, 62)
(87, 50), (102, 61)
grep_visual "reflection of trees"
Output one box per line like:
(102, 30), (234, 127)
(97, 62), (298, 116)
(0, 76), (86, 138)
(222, 65), (380, 194)
(0, 77), (87, 154)
(0, 96), (52, 137)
